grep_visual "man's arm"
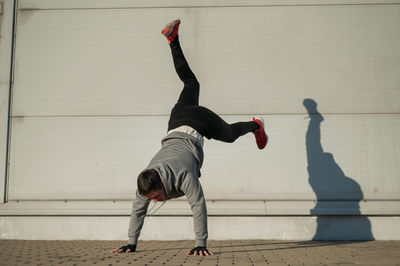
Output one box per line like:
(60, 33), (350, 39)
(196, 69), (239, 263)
(110, 190), (150, 253)
(128, 190), (151, 245)
(181, 174), (210, 250)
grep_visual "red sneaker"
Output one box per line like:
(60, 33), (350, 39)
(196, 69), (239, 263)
(252, 117), (268, 149)
(161, 19), (181, 43)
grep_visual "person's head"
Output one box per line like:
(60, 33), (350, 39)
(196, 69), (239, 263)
(303, 98), (318, 114)
(137, 169), (166, 202)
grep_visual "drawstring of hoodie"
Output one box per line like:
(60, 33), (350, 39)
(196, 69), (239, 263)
(146, 200), (167, 216)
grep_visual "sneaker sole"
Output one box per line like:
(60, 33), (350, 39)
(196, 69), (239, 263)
(254, 117), (265, 132)
(161, 20), (180, 36)
(258, 117), (265, 131)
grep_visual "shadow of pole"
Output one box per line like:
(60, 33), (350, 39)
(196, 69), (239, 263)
(303, 98), (374, 240)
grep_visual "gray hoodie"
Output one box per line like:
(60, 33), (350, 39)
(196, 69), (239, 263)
(128, 131), (207, 247)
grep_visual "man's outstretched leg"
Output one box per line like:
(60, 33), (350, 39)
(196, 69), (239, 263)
(162, 19), (267, 149)
(162, 19), (199, 106)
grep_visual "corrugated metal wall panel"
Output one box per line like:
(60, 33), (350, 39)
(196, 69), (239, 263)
(5, 0), (400, 217)
(0, 0), (15, 204)
(8, 114), (400, 201)
(12, 4), (400, 116)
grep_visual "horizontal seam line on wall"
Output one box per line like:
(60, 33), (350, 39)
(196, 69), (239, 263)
(10, 113), (400, 118)
(6, 199), (400, 202)
(1, 214), (399, 217)
(18, 3), (400, 12)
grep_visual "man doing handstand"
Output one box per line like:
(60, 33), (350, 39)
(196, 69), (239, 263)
(110, 19), (268, 256)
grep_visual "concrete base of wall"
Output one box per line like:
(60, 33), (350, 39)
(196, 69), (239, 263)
(1, 216), (399, 241)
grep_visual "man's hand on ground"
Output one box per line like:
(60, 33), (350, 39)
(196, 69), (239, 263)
(187, 246), (214, 256)
(110, 244), (137, 253)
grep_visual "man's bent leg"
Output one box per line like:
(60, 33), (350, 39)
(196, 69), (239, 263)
(209, 113), (259, 143)
(180, 105), (259, 142)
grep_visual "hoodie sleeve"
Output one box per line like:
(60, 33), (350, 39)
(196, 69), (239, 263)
(181, 173), (208, 247)
(127, 190), (151, 245)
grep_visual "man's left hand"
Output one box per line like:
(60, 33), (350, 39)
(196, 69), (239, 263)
(110, 244), (136, 253)
(187, 246), (214, 256)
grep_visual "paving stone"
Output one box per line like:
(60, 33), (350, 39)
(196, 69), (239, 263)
(0, 240), (399, 265)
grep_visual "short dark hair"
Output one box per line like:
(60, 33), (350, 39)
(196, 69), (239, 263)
(137, 169), (163, 195)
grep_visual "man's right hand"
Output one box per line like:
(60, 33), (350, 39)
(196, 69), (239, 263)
(110, 244), (137, 253)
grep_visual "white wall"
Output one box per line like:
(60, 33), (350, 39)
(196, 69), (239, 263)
(1, 0), (400, 240)
(1, 216), (400, 241)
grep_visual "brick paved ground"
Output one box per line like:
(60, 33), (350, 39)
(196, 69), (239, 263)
(0, 240), (399, 266)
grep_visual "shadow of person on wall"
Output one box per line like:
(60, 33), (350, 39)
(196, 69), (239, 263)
(303, 98), (373, 240)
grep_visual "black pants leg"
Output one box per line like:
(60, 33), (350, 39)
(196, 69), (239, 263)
(169, 35), (200, 106)
(167, 36), (259, 142)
